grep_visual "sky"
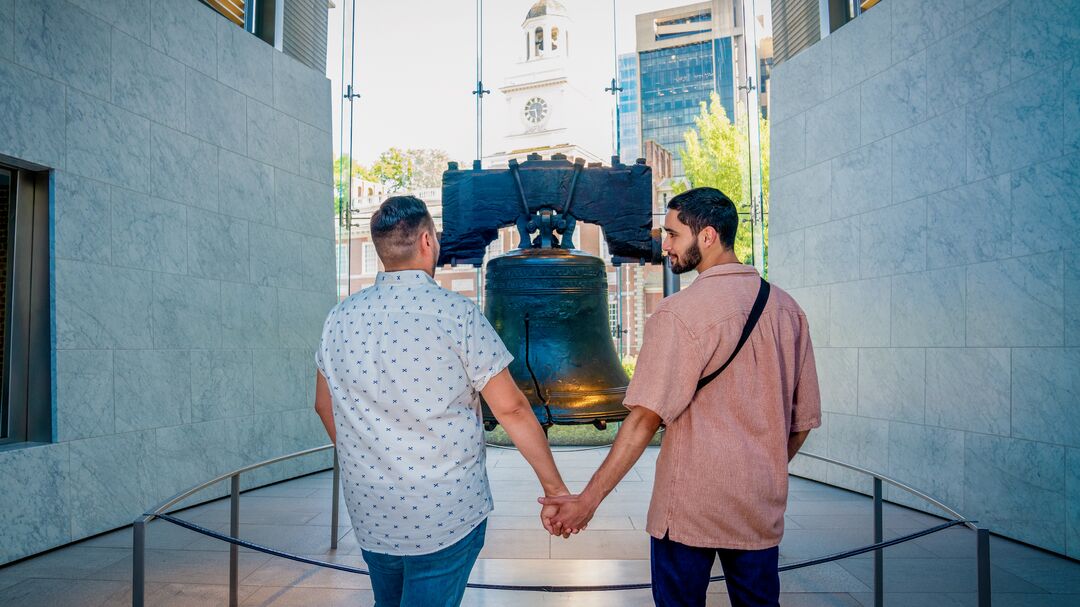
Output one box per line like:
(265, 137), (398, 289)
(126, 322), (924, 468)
(325, 0), (772, 166)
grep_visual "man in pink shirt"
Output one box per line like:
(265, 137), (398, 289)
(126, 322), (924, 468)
(540, 187), (821, 607)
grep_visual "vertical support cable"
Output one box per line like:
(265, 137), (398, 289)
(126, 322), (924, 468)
(331, 450), (341, 549)
(335, 0), (348, 301)
(615, 265), (624, 358)
(229, 474), (240, 607)
(873, 477), (883, 607)
(473, 0), (488, 160)
(740, 0), (766, 274)
(345, 0), (358, 296)
(609, 0), (621, 158)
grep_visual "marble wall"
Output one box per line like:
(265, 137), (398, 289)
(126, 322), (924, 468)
(770, 0), (1079, 557)
(0, 0), (336, 564)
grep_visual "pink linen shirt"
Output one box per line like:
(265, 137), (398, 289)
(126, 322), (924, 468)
(624, 263), (821, 550)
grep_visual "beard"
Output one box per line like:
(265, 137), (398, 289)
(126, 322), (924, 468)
(669, 240), (702, 274)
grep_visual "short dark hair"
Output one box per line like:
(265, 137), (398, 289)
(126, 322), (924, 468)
(370, 196), (434, 265)
(667, 187), (738, 250)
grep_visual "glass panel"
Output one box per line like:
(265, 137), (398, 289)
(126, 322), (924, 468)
(330, 2), (359, 302)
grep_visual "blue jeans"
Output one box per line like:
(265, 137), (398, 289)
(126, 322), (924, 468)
(651, 533), (780, 607)
(361, 520), (487, 607)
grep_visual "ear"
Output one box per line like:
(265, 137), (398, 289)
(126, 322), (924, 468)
(700, 226), (718, 248)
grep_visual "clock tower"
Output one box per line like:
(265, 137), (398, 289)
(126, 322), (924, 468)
(484, 0), (604, 167)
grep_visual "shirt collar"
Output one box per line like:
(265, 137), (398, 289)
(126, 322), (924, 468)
(375, 270), (437, 287)
(696, 262), (760, 280)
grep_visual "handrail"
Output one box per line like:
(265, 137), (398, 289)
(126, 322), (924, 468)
(140, 444), (335, 520)
(133, 443), (993, 607)
(795, 451), (973, 529)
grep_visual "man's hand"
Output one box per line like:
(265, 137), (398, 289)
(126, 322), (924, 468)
(538, 491), (599, 535)
(536, 407), (661, 538)
(540, 497), (579, 539)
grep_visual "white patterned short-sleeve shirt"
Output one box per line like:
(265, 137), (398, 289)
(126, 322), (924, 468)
(316, 270), (513, 556)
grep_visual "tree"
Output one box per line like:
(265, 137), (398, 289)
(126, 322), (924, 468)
(361, 148), (454, 192)
(675, 92), (770, 266)
(406, 149), (453, 189)
(363, 147), (412, 192)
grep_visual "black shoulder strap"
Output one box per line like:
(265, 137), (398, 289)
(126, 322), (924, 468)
(695, 277), (771, 393)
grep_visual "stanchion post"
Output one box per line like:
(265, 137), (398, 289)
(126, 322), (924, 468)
(977, 527), (991, 607)
(873, 478), (883, 607)
(331, 449), (341, 549)
(132, 518), (146, 607)
(662, 257), (680, 297)
(230, 474), (240, 607)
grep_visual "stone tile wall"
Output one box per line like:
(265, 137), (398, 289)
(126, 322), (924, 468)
(0, 0), (335, 564)
(770, 0), (1079, 557)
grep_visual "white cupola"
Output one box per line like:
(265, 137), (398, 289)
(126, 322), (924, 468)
(523, 0), (569, 62)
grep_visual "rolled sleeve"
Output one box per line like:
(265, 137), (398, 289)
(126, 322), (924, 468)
(464, 306), (514, 392)
(791, 314), (822, 432)
(623, 310), (704, 424)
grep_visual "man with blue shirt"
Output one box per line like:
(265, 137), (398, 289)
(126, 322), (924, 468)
(314, 195), (570, 607)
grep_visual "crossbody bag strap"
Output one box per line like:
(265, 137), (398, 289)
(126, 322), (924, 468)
(695, 277), (771, 393)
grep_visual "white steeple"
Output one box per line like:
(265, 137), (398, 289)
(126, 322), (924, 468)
(523, 0), (569, 62)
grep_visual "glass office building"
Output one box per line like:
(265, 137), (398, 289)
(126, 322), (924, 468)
(617, 53), (641, 161)
(639, 38), (735, 177)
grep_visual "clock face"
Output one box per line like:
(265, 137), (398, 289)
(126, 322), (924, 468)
(523, 97), (549, 124)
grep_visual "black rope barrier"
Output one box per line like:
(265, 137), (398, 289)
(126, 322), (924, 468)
(153, 512), (970, 593)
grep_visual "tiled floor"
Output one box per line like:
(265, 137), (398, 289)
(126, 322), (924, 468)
(1, 446), (1078, 606)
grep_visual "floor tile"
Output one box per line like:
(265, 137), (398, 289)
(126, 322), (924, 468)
(548, 530), (651, 560)
(994, 557), (1080, 594)
(0, 546), (130, 580)
(0, 578), (129, 607)
(478, 530), (550, 559)
(95, 549), (272, 585)
(117, 582), (262, 607)
(240, 586), (376, 606)
(241, 553), (373, 589)
(836, 558), (1047, 594)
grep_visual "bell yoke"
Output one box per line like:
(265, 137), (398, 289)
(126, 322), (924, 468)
(437, 154), (663, 430)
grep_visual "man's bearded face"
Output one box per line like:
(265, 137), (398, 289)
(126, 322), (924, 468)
(669, 236), (702, 274)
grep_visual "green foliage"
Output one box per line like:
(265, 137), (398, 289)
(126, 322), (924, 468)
(364, 147), (413, 192)
(406, 149), (453, 189)
(676, 93), (770, 266)
(362, 148), (453, 192)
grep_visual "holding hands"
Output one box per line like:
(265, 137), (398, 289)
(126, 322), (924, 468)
(538, 490), (600, 538)
(534, 407), (664, 538)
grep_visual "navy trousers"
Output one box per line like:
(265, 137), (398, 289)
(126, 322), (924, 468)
(650, 533), (780, 607)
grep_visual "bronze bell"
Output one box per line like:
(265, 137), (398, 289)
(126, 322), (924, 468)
(482, 247), (630, 430)
(435, 154), (662, 430)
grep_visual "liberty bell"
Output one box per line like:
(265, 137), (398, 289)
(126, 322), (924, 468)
(437, 154), (662, 430)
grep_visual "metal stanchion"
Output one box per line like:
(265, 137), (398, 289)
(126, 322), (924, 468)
(331, 450), (341, 549)
(662, 257), (679, 297)
(132, 519), (146, 607)
(230, 475), (240, 607)
(977, 527), (992, 607)
(873, 478), (884, 607)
